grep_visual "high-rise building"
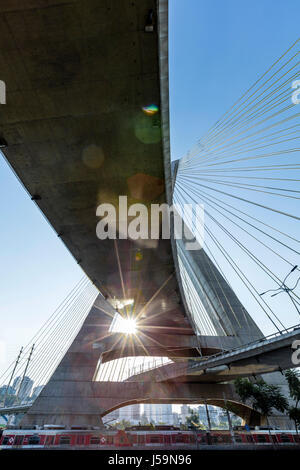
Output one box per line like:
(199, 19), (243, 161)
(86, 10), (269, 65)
(144, 404), (172, 424)
(119, 404), (140, 423)
(172, 412), (180, 426)
(131, 404), (141, 421)
(160, 404), (172, 424)
(180, 405), (189, 424)
(198, 405), (208, 426)
(0, 385), (16, 406)
(0, 385), (15, 397)
(140, 413), (149, 425)
(144, 404), (155, 423)
(208, 405), (220, 426)
(12, 376), (21, 392)
(13, 376), (33, 400)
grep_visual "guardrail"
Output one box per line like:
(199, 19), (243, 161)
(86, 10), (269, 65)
(192, 323), (300, 366)
(127, 358), (173, 378)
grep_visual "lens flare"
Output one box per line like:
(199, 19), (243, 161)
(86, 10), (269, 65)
(142, 104), (159, 116)
(110, 314), (137, 334)
(135, 250), (143, 261)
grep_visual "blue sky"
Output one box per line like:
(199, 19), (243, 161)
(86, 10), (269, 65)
(169, 0), (300, 159)
(0, 156), (83, 370)
(170, 0), (300, 338)
(1, 0), (300, 373)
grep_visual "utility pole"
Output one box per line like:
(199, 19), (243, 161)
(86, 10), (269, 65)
(203, 400), (212, 445)
(225, 407), (236, 444)
(204, 401), (211, 431)
(223, 392), (236, 444)
(7, 344), (35, 429)
(15, 344), (34, 401)
(3, 346), (23, 407)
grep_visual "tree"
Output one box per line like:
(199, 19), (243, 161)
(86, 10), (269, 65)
(234, 378), (288, 427)
(185, 408), (205, 430)
(285, 369), (300, 433)
(289, 407), (300, 433)
(110, 419), (131, 430)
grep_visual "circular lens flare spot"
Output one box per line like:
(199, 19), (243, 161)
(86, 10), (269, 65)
(82, 144), (105, 169)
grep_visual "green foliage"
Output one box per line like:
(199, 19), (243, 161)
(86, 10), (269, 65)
(234, 378), (255, 403)
(289, 407), (300, 428)
(216, 421), (228, 429)
(231, 414), (242, 426)
(285, 369), (300, 404)
(285, 369), (300, 432)
(234, 378), (288, 417)
(185, 408), (205, 430)
(110, 419), (131, 430)
(235, 372), (300, 431)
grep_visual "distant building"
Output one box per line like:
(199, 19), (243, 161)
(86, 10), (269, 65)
(144, 404), (172, 424)
(198, 405), (208, 426)
(13, 376), (33, 400)
(12, 376), (21, 392)
(160, 404), (172, 424)
(103, 404), (141, 425)
(180, 405), (189, 424)
(172, 412), (180, 426)
(0, 385), (15, 397)
(197, 405), (242, 429)
(208, 405), (220, 426)
(119, 404), (140, 423)
(140, 413), (149, 425)
(131, 404), (141, 421)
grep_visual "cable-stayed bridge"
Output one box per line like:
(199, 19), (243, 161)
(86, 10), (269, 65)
(0, 1), (299, 430)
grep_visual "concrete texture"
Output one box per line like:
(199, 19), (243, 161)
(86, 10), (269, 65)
(177, 240), (264, 345)
(0, 0), (192, 334)
(21, 379), (261, 427)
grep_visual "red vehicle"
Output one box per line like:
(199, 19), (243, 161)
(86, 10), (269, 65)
(1, 426), (300, 449)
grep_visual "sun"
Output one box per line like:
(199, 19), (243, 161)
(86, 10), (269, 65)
(110, 313), (137, 335)
(118, 317), (137, 334)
